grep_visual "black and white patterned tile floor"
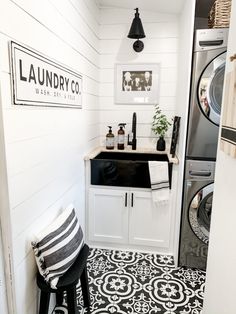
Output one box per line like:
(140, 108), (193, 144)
(53, 248), (205, 314)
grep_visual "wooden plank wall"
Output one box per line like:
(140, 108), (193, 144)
(99, 7), (179, 148)
(0, 0), (100, 312)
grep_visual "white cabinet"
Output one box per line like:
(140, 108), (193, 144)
(88, 188), (129, 244)
(88, 187), (171, 250)
(129, 191), (170, 248)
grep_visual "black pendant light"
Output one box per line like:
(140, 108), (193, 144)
(127, 8), (146, 52)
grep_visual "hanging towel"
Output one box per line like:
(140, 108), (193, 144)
(148, 161), (170, 205)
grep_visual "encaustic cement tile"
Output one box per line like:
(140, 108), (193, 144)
(52, 248), (205, 314)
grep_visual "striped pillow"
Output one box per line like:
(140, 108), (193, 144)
(31, 204), (84, 289)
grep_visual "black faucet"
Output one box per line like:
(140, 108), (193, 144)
(128, 112), (137, 150)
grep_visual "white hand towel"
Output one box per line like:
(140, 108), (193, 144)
(148, 161), (170, 205)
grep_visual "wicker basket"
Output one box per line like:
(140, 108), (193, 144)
(208, 0), (232, 28)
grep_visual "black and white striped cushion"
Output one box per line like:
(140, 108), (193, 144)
(31, 204), (84, 289)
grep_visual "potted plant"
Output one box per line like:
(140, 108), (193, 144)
(152, 104), (172, 151)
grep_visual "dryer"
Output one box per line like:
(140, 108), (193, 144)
(179, 160), (215, 270)
(186, 28), (228, 160)
(179, 29), (228, 270)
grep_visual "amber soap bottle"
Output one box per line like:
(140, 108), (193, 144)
(106, 126), (114, 149)
(117, 123), (126, 150)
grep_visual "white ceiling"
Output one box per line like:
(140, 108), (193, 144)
(97, 0), (186, 14)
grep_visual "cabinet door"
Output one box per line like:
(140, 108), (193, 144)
(89, 188), (129, 244)
(129, 191), (171, 248)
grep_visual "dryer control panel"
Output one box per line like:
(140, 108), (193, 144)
(185, 160), (215, 181)
(195, 28), (228, 52)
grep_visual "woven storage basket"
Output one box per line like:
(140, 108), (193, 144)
(208, 0), (231, 28)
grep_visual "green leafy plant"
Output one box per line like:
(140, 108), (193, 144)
(151, 104), (171, 137)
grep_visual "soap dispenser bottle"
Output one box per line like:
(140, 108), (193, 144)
(106, 126), (114, 150)
(117, 123), (126, 150)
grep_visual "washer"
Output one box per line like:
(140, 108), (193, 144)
(179, 160), (215, 270)
(186, 28), (228, 160)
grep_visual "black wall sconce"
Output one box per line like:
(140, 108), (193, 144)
(127, 8), (146, 53)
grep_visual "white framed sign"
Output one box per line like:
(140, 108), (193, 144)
(10, 41), (82, 108)
(115, 63), (160, 104)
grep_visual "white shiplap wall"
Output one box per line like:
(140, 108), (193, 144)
(99, 8), (179, 148)
(0, 0), (100, 313)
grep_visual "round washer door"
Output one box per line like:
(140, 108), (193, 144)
(198, 52), (226, 126)
(189, 183), (213, 244)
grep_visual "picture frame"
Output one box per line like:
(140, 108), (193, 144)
(10, 41), (83, 109)
(115, 63), (160, 104)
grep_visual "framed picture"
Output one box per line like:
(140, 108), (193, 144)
(115, 63), (160, 104)
(10, 41), (82, 108)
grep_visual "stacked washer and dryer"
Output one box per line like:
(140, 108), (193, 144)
(179, 28), (228, 270)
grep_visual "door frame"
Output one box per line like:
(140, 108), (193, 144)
(0, 69), (16, 313)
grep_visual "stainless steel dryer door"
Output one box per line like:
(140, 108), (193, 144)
(198, 52), (226, 126)
(188, 183), (214, 244)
